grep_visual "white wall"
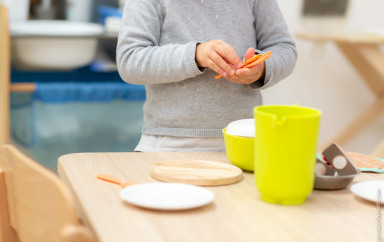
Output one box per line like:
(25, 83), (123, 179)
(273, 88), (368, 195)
(265, 0), (384, 154)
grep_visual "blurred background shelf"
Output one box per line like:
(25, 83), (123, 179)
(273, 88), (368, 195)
(0, 0), (143, 171)
(10, 67), (146, 171)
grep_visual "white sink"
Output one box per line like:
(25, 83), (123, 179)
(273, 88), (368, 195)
(10, 20), (104, 70)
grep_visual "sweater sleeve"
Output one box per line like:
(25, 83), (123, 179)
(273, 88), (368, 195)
(249, 0), (297, 90)
(116, 0), (203, 85)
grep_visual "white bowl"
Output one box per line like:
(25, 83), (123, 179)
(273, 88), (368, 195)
(10, 20), (104, 70)
(225, 119), (255, 138)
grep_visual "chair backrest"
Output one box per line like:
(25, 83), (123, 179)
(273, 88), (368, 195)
(0, 145), (95, 242)
(0, 4), (10, 145)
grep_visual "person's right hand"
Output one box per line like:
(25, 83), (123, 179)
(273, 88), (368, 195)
(195, 40), (242, 78)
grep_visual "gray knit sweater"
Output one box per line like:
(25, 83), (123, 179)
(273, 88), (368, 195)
(117, 0), (297, 137)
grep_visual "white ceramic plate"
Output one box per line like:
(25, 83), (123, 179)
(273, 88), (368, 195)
(120, 183), (214, 211)
(350, 180), (384, 203)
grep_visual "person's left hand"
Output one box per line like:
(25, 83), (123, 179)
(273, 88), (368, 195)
(225, 48), (266, 85)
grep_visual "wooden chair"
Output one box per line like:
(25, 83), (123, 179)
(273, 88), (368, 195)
(0, 4), (10, 145)
(0, 144), (96, 242)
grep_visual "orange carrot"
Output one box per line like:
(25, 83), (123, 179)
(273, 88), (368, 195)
(215, 54), (261, 79)
(243, 53), (271, 68)
(241, 54), (261, 67)
(215, 74), (223, 79)
(263, 50), (273, 56)
(242, 51), (271, 67)
(214, 51), (272, 79)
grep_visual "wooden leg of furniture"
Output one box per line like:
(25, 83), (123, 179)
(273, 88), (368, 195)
(321, 41), (384, 150)
(336, 42), (384, 97)
(295, 34), (384, 152)
(373, 139), (384, 158)
(321, 94), (384, 150)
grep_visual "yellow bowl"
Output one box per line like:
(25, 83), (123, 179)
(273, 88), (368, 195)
(223, 128), (254, 172)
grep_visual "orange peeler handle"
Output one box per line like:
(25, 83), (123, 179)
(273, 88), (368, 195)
(97, 174), (138, 188)
(97, 174), (123, 185)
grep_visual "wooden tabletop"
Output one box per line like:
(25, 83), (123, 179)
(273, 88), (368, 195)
(58, 152), (382, 242)
(296, 31), (384, 44)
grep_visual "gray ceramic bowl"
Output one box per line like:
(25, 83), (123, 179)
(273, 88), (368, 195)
(314, 170), (360, 190)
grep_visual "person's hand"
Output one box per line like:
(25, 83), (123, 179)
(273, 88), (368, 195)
(225, 48), (265, 85)
(195, 40), (242, 78)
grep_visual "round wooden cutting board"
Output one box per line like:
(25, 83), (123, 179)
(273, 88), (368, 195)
(150, 160), (243, 186)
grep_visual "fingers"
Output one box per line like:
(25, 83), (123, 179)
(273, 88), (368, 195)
(226, 62), (265, 84)
(208, 41), (242, 76)
(215, 41), (242, 69)
(196, 40), (242, 77)
(209, 51), (236, 77)
(243, 48), (255, 63)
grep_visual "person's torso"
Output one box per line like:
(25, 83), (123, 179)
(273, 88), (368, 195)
(143, 0), (263, 136)
(159, 0), (257, 56)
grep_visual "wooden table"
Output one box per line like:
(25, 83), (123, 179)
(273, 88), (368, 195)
(296, 32), (384, 151)
(58, 152), (382, 242)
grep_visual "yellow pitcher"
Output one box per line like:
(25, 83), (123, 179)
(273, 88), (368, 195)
(254, 105), (321, 205)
